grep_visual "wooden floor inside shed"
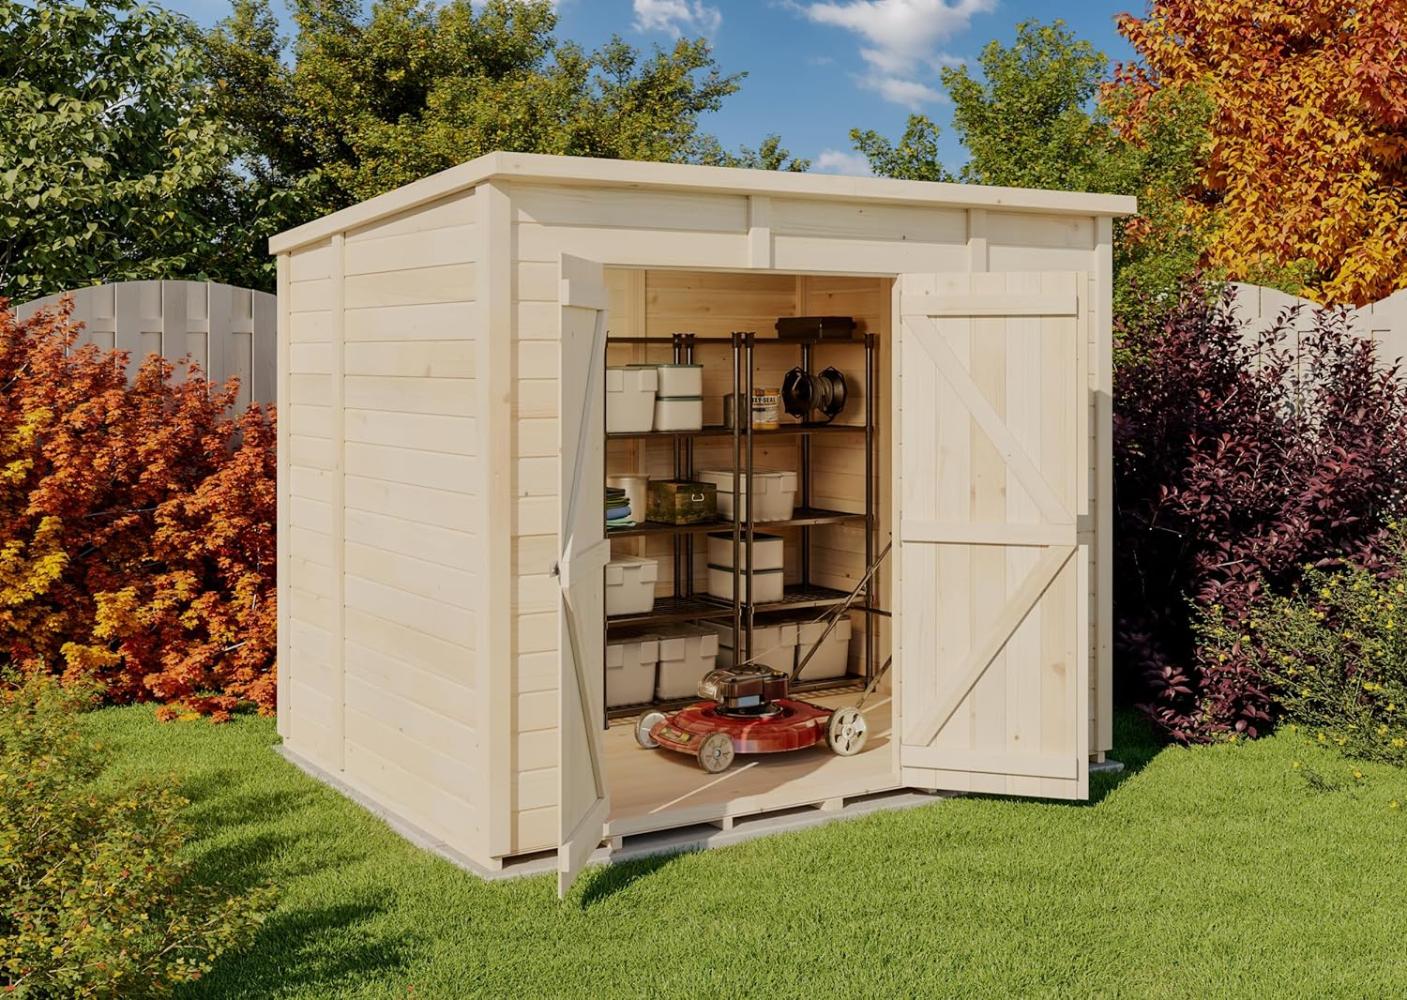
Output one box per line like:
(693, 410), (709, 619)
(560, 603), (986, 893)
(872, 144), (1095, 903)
(604, 690), (898, 839)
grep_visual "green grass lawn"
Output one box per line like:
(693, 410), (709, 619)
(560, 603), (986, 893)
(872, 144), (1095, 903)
(86, 708), (1407, 999)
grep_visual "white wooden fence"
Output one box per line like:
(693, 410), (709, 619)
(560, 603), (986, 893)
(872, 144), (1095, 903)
(1231, 282), (1407, 368)
(14, 280), (277, 410)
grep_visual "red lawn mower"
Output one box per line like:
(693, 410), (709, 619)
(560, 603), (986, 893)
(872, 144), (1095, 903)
(633, 544), (891, 774)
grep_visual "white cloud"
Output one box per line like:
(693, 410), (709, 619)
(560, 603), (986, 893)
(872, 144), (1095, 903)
(813, 149), (875, 176)
(798, 0), (996, 107)
(864, 76), (944, 109)
(633, 0), (722, 37)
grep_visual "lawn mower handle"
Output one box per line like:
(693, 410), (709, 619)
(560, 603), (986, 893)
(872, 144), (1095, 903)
(791, 540), (892, 684)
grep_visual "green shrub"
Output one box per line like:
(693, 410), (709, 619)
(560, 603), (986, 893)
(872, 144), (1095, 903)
(1, 673), (275, 997)
(1197, 539), (1407, 764)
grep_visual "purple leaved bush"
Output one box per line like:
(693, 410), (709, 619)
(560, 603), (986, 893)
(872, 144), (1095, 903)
(1114, 284), (1407, 743)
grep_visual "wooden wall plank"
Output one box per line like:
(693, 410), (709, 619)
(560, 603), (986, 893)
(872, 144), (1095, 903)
(276, 255), (292, 738)
(513, 183), (749, 233)
(344, 224), (477, 276)
(480, 182), (515, 860)
(346, 191), (477, 243)
(345, 475), (478, 531)
(346, 606), (475, 681)
(344, 264), (477, 309)
(329, 233), (347, 770)
(344, 442), (479, 496)
(345, 302), (476, 342)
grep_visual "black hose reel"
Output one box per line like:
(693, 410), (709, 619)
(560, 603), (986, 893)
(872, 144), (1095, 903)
(781, 365), (848, 424)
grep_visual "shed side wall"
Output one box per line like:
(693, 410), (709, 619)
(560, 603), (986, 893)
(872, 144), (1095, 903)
(280, 189), (488, 862)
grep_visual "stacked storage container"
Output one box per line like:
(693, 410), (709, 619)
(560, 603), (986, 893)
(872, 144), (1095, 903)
(653, 363), (704, 431)
(705, 531), (784, 603)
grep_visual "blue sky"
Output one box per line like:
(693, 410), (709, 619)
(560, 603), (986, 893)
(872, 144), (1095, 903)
(169, 0), (1141, 175)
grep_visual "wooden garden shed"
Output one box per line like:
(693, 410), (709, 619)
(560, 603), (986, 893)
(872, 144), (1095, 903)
(269, 151), (1134, 894)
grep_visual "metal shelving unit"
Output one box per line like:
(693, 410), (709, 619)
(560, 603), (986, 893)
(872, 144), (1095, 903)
(603, 330), (880, 719)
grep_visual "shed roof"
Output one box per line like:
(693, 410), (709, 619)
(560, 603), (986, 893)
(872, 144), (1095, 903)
(270, 151), (1138, 254)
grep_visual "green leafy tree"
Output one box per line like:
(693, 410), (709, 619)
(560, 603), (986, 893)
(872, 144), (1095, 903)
(0, 0), (263, 300)
(850, 115), (953, 182)
(203, 0), (789, 226)
(849, 20), (1215, 321)
(700, 134), (811, 172)
(943, 21), (1111, 190)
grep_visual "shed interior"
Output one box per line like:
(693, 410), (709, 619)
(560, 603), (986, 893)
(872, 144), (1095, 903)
(596, 266), (899, 836)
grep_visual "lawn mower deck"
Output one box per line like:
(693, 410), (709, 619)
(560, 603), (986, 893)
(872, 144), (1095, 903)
(635, 666), (868, 773)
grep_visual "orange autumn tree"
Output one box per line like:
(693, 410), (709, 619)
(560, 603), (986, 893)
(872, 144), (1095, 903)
(0, 300), (276, 718)
(1117, 0), (1407, 305)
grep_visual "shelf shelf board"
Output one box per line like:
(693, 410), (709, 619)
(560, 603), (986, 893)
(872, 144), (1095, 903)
(606, 596), (736, 631)
(607, 423), (867, 442)
(765, 508), (867, 530)
(607, 508), (865, 539)
(748, 583), (869, 614)
(607, 518), (730, 540)
(606, 584), (877, 633)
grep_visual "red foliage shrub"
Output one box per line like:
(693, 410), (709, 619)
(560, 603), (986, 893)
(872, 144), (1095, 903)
(1114, 284), (1407, 742)
(0, 299), (276, 716)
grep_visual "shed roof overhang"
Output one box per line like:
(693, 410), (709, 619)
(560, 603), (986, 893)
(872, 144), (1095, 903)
(270, 150), (1138, 255)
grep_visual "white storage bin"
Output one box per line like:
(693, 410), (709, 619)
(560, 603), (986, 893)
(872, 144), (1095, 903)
(706, 531), (785, 572)
(705, 620), (798, 673)
(655, 363), (703, 398)
(793, 615), (854, 680)
(607, 474), (649, 523)
(706, 564), (784, 604)
(605, 556), (659, 616)
(606, 636), (659, 708)
(653, 625), (721, 700)
(697, 469), (798, 522)
(653, 396), (703, 431)
(606, 366), (658, 434)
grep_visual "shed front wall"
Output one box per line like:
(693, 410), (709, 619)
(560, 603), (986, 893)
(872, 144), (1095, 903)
(278, 188), (490, 865)
(497, 180), (1115, 860)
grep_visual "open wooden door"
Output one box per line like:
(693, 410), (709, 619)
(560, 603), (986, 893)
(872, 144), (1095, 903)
(895, 272), (1091, 800)
(556, 255), (611, 897)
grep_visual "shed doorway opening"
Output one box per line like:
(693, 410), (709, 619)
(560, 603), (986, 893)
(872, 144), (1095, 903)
(591, 267), (899, 848)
